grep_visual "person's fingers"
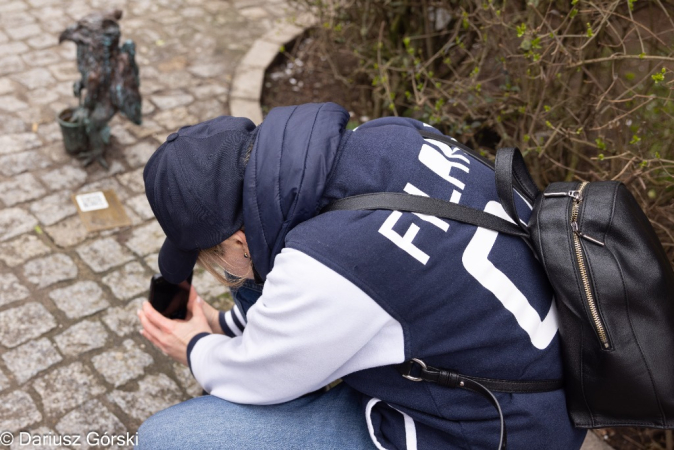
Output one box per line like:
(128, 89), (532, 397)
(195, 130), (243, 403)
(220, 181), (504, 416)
(138, 310), (167, 352)
(191, 296), (206, 320)
(142, 301), (175, 333)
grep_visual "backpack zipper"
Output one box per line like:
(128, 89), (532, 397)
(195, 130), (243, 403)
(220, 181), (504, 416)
(570, 182), (610, 349)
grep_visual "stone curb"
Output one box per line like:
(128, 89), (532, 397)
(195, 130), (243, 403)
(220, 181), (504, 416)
(229, 12), (316, 124)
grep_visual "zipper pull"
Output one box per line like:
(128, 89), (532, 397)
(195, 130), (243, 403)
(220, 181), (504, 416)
(544, 190), (583, 201)
(571, 221), (605, 246)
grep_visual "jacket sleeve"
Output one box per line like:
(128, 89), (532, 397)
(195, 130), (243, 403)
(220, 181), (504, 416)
(187, 247), (405, 405)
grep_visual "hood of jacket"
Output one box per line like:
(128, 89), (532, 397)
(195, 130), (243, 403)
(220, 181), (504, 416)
(242, 102), (350, 281)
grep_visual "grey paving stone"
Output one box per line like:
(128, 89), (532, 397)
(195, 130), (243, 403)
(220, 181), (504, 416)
(102, 262), (149, 301)
(25, 87), (60, 105)
(44, 215), (89, 248)
(181, 6), (207, 17)
(102, 298), (144, 337)
(0, 173), (47, 206)
(49, 281), (110, 320)
(0, 115), (27, 135)
(189, 82), (228, 100)
(2, 338), (63, 384)
(6, 23), (41, 40)
(144, 253), (159, 274)
(0, 207), (37, 242)
(36, 121), (62, 144)
(0, 93), (28, 111)
(9, 427), (67, 450)
(0, 1), (27, 13)
(188, 98), (225, 121)
(23, 253), (77, 288)
(172, 362), (202, 397)
(153, 106), (198, 131)
(187, 62), (228, 79)
(76, 238), (135, 273)
(0, 133), (40, 156)
(141, 98), (155, 115)
(39, 164), (88, 191)
(0, 390), (42, 432)
(0, 150), (53, 176)
(48, 60), (79, 81)
(125, 194), (155, 221)
(0, 234), (51, 267)
(0, 41), (29, 57)
(0, 368), (9, 392)
(116, 168), (145, 194)
(55, 400), (128, 450)
(124, 221), (165, 257)
(29, 191), (77, 226)
(22, 49), (62, 67)
(110, 123), (138, 146)
(122, 141), (157, 169)
(10, 67), (56, 89)
(28, 33), (60, 49)
(92, 339), (154, 387)
(149, 92), (194, 110)
(0, 77), (14, 94)
(0, 52), (27, 75)
(54, 319), (109, 357)
(16, 104), (57, 126)
(78, 177), (129, 201)
(159, 70), (199, 91)
(192, 268), (232, 305)
(127, 119), (163, 139)
(0, 273), (30, 307)
(0, 302), (56, 348)
(33, 362), (106, 416)
(89, 160), (126, 181)
(108, 373), (183, 423)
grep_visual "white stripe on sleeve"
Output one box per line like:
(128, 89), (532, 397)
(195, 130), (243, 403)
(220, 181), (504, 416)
(223, 310), (243, 336)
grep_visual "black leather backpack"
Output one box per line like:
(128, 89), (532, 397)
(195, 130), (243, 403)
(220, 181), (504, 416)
(324, 130), (674, 448)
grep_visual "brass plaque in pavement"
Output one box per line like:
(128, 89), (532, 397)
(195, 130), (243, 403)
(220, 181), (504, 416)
(72, 189), (132, 232)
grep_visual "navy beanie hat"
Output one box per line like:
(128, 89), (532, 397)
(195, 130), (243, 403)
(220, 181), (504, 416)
(144, 115), (257, 284)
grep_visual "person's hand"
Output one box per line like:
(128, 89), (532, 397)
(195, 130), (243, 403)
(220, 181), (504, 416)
(200, 299), (224, 334)
(138, 291), (212, 366)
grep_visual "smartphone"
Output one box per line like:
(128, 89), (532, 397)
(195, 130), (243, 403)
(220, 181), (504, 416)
(148, 272), (193, 320)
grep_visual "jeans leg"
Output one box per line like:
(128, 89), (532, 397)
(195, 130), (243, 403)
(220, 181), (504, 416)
(136, 383), (375, 450)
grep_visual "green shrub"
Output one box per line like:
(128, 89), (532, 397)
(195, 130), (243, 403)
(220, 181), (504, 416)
(291, 0), (674, 263)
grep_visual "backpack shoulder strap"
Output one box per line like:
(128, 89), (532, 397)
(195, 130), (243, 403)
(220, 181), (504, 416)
(321, 192), (528, 239)
(495, 147), (540, 233)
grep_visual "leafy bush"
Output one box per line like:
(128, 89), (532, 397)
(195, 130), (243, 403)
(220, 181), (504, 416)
(291, 0), (674, 263)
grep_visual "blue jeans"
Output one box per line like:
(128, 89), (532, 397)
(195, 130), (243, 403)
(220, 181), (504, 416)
(136, 383), (375, 450)
(230, 279), (263, 318)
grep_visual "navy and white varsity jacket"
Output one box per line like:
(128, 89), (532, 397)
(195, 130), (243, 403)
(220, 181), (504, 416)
(188, 103), (586, 449)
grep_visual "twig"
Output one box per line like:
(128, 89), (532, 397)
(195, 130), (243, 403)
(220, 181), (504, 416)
(568, 54), (674, 68)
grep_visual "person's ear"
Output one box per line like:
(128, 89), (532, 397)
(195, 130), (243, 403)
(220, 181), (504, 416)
(231, 229), (247, 248)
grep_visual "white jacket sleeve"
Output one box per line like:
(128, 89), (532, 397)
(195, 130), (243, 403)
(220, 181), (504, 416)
(188, 247), (405, 405)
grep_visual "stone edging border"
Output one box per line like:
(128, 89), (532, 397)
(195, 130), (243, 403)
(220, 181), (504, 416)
(229, 12), (316, 124)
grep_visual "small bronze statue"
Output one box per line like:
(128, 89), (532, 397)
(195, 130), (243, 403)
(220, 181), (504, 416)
(59, 10), (142, 168)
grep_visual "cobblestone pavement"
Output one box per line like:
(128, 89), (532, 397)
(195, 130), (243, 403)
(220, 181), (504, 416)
(0, 0), (291, 448)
